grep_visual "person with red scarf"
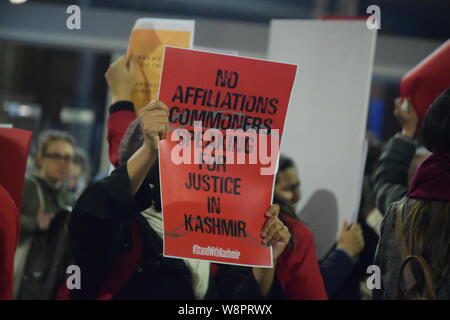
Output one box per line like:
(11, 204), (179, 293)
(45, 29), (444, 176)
(374, 88), (450, 299)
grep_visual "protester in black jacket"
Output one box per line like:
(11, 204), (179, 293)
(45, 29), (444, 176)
(374, 98), (428, 215)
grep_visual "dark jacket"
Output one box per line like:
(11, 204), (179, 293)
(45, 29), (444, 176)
(374, 134), (416, 215)
(20, 174), (73, 239)
(319, 248), (354, 297)
(18, 174), (74, 300)
(68, 164), (266, 300)
(374, 198), (450, 299)
(329, 223), (379, 300)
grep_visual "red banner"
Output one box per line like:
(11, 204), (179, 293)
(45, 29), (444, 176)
(158, 47), (297, 267)
(401, 40), (450, 121)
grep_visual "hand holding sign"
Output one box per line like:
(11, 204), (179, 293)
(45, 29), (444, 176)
(336, 222), (364, 258)
(105, 55), (138, 105)
(394, 97), (418, 138)
(127, 100), (168, 196)
(138, 100), (169, 153)
(261, 204), (291, 262)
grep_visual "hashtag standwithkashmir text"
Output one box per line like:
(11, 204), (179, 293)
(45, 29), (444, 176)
(192, 244), (241, 259)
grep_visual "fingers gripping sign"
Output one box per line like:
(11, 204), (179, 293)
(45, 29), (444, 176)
(105, 55), (139, 104)
(138, 100), (169, 152)
(394, 97), (418, 138)
(260, 204), (291, 262)
(126, 99), (169, 196)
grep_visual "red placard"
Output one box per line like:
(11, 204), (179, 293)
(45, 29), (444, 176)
(158, 47), (297, 267)
(401, 40), (450, 121)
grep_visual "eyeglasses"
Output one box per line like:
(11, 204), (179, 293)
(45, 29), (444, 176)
(43, 153), (75, 163)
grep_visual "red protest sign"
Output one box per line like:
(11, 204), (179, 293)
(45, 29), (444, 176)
(158, 47), (297, 267)
(401, 40), (450, 121)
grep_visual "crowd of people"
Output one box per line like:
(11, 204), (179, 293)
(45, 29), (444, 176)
(0, 54), (449, 300)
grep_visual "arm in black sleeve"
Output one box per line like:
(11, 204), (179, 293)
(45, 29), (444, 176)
(320, 249), (354, 297)
(68, 164), (153, 299)
(214, 265), (262, 299)
(214, 265), (283, 300)
(374, 134), (416, 215)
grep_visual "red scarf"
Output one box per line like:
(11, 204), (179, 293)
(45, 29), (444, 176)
(407, 152), (450, 201)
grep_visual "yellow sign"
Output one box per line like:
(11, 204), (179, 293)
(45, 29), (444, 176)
(127, 18), (195, 112)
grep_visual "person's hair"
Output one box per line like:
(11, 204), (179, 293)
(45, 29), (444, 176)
(422, 88), (450, 153)
(119, 118), (161, 211)
(119, 119), (143, 166)
(273, 154), (298, 250)
(277, 154), (295, 174)
(37, 130), (75, 156)
(274, 154), (298, 219)
(405, 201), (450, 289)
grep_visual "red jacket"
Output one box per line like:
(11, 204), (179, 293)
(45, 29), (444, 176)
(107, 101), (136, 168)
(276, 214), (328, 299)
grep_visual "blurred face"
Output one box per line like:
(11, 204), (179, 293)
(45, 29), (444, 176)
(275, 167), (301, 206)
(38, 140), (75, 185)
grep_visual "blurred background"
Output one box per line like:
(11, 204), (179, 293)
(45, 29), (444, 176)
(1, 0), (449, 177)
